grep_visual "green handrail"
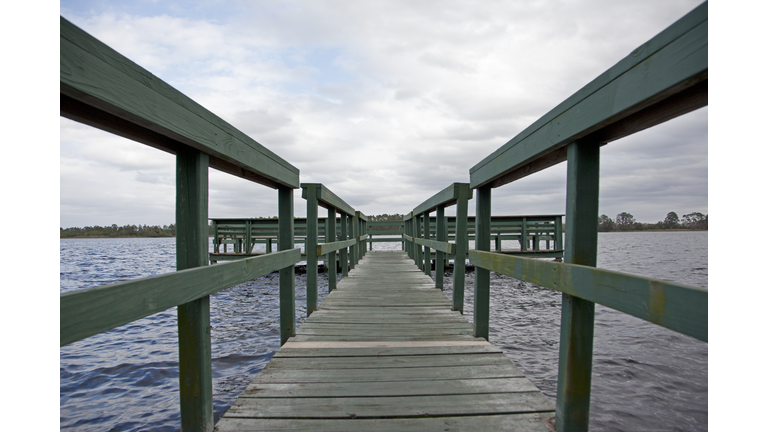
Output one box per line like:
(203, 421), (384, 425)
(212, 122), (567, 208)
(301, 183), (363, 315)
(60, 15), (301, 432)
(466, 3), (708, 431)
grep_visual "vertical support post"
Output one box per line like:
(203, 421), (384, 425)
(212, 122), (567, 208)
(424, 212), (431, 276)
(473, 185), (491, 341)
(212, 221), (219, 254)
(176, 148), (213, 432)
(327, 208), (337, 292)
(340, 213), (349, 277)
(305, 186), (318, 315)
(436, 206), (445, 290)
(278, 186), (295, 346)
(556, 140), (600, 432)
(556, 215), (564, 253)
(453, 184), (469, 314)
(414, 216), (422, 270)
(352, 212), (359, 268)
(521, 217), (528, 251)
(361, 219), (367, 258)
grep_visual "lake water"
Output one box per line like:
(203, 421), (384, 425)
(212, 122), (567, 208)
(60, 231), (707, 431)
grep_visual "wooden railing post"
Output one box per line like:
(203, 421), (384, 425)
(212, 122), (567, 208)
(176, 148), (213, 432)
(436, 206), (445, 289)
(278, 186), (295, 346)
(305, 185), (318, 315)
(414, 216), (422, 271)
(453, 184), (469, 314)
(352, 212), (359, 267)
(327, 208), (337, 292)
(340, 213), (349, 277)
(423, 211), (432, 277)
(556, 140), (600, 432)
(474, 185), (491, 341)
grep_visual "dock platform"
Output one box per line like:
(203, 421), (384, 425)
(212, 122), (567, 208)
(215, 251), (555, 431)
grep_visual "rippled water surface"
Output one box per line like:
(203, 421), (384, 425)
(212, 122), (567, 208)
(61, 232), (707, 431)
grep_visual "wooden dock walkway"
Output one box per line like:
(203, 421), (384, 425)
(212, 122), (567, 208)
(215, 251), (555, 431)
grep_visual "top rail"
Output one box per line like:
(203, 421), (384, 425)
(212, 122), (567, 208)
(61, 16), (302, 431)
(60, 16), (299, 189)
(464, 4), (708, 430)
(301, 183), (356, 216)
(469, 2), (707, 189)
(412, 183), (474, 215)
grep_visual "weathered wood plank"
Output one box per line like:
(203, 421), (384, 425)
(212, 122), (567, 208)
(60, 249), (301, 346)
(240, 377), (541, 398)
(412, 182), (474, 216)
(225, 392), (554, 419)
(215, 252), (554, 431)
(468, 250), (707, 342)
(215, 413), (555, 432)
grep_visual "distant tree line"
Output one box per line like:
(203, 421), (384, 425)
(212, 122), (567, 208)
(368, 214), (405, 231)
(60, 224), (178, 238)
(598, 212), (707, 232)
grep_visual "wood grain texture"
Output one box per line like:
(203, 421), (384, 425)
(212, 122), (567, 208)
(60, 249), (301, 346)
(215, 252), (554, 431)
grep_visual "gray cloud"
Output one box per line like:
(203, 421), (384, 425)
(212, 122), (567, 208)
(60, 0), (706, 227)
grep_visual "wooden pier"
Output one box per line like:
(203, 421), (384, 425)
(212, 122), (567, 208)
(60, 3), (708, 431)
(215, 251), (555, 431)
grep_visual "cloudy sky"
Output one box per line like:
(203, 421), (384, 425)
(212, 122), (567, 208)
(59, 0), (708, 228)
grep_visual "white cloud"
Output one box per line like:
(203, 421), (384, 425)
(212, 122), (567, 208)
(60, 0), (707, 227)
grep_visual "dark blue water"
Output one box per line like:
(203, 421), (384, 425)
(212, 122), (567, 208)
(60, 232), (707, 431)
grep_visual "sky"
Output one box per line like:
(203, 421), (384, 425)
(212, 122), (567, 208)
(58, 0), (709, 228)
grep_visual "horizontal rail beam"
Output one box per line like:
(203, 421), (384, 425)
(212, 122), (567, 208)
(413, 237), (456, 255)
(61, 249), (302, 346)
(469, 250), (707, 341)
(301, 184), (356, 216)
(60, 17), (300, 189)
(470, 2), (707, 189)
(317, 238), (357, 256)
(412, 183), (474, 215)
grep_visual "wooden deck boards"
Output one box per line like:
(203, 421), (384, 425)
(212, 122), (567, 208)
(215, 251), (555, 432)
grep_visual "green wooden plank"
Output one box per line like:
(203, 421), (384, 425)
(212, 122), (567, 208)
(60, 17), (299, 189)
(474, 186), (492, 340)
(215, 412), (556, 432)
(412, 182), (474, 216)
(411, 236), (455, 255)
(556, 140), (599, 432)
(317, 238), (357, 256)
(468, 250), (707, 342)
(305, 186), (319, 315)
(469, 3), (707, 189)
(176, 148), (213, 432)
(278, 187), (296, 345)
(60, 248), (301, 346)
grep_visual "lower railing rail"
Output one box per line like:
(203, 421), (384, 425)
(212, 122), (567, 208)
(469, 250), (707, 342)
(60, 248), (302, 347)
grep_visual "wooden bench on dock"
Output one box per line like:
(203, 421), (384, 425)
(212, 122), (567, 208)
(215, 251), (556, 431)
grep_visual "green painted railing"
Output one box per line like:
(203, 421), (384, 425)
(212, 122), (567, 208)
(60, 16), (302, 432)
(301, 183), (367, 315)
(209, 217), (353, 260)
(404, 183), (472, 313)
(465, 3), (708, 432)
